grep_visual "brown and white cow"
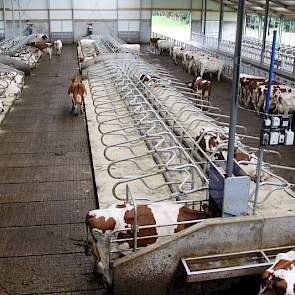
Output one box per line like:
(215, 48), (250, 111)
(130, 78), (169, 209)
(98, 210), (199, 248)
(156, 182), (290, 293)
(187, 77), (212, 102)
(259, 248), (295, 295)
(29, 41), (53, 60)
(139, 73), (171, 88)
(239, 75), (266, 107)
(195, 128), (227, 155)
(68, 76), (87, 115)
(149, 37), (161, 54)
(86, 202), (209, 281)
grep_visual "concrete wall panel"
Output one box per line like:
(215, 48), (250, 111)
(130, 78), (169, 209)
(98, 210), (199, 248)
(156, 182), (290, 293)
(152, 0), (191, 10)
(73, 10), (117, 20)
(49, 10), (72, 20)
(118, 0), (140, 9)
(118, 11), (140, 20)
(73, 0), (117, 10)
(19, 0), (48, 10)
(113, 216), (264, 295)
(49, 0), (71, 9)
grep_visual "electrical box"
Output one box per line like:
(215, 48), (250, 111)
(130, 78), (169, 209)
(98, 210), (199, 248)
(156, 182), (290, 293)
(260, 114), (293, 147)
(269, 131), (280, 145)
(209, 162), (251, 217)
(285, 130), (294, 145)
(271, 116), (280, 128)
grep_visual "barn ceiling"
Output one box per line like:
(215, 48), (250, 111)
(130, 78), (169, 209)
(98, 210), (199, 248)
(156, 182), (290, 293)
(213, 0), (295, 17)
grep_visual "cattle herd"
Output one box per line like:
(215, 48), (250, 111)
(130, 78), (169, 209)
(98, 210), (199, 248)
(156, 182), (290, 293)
(78, 36), (295, 294)
(239, 74), (295, 115)
(150, 37), (295, 116)
(0, 34), (63, 115)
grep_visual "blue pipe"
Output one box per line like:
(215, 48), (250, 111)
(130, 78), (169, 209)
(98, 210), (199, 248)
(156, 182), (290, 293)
(265, 30), (277, 113)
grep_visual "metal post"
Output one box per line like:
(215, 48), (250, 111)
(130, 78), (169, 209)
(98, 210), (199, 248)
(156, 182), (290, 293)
(261, 0), (270, 64)
(278, 16), (283, 46)
(265, 30), (277, 113)
(71, 0), (74, 42)
(203, 0), (207, 35)
(218, 0), (224, 49)
(253, 30), (277, 215)
(252, 147), (264, 215)
(139, 0), (142, 42)
(226, 0), (246, 178)
(17, 0), (21, 37)
(3, 0), (6, 40)
(11, 0), (15, 37)
(47, 0), (51, 39)
(189, 0), (192, 41)
(200, 0), (204, 34)
(258, 15), (263, 39)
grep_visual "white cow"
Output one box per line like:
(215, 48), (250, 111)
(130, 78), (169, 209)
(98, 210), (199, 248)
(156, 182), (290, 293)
(54, 40), (63, 56)
(157, 40), (174, 56)
(197, 57), (224, 82)
(86, 202), (209, 283)
(172, 46), (185, 64)
(188, 52), (208, 75)
(276, 92), (295, 115)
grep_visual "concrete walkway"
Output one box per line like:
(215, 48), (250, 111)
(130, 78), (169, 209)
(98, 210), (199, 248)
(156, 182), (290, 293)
(0, 46), (105, 294)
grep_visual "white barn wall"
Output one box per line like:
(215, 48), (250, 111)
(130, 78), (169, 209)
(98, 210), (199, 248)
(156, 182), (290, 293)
(0, 0), (237, 43)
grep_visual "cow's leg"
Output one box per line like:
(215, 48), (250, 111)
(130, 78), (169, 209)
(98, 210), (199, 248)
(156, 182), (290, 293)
(217, 69), (222, 82)
(47, 48), (52, 60)
(70, 96), (75, 111)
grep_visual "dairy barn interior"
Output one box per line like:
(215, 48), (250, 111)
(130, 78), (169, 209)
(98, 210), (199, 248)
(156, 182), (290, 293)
(0, 0), (295, 294)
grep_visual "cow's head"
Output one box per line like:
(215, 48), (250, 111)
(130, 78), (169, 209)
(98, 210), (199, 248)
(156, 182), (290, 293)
(259, 249), (295, 295)
(259, 271), (289, 295)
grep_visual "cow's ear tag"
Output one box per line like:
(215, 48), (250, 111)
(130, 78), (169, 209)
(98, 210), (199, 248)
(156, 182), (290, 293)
(116, 201), (126, 208)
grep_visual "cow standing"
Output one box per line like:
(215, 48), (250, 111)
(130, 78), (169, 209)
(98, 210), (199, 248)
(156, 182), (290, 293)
(86, 202), (209, 282)
(54, 40), (63, 56)
(149, 37), (161, 54)
(187, 77), (212, 102)
(30, 41), (53, 60)
(68, 76), (87, 115)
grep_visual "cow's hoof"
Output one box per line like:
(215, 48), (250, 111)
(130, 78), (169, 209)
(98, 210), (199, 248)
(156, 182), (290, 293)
(92, 269), (103, 279)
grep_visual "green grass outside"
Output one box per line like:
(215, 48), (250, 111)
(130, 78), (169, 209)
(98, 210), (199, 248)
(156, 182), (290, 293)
(152, 15), (190, 30)
(152, 15), (191, 42)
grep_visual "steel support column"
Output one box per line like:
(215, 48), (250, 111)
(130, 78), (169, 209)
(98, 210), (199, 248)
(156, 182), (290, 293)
(218, 0), (224, 49)
(47, 0), (51, 38)
(226, 0), (246, 177)
(71, 0), (74, 42)
(203, 0), (207, 35)
(3, 0), (6, 40)
(200, 0), (204, 34)
(261, 0), (270, 64)
(11, 0), (15, 37)
(17, 0), (21, 37)
(190, 0), (193, 41)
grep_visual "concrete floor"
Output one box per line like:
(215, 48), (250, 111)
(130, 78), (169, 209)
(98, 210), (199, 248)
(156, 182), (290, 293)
(0, 46), (105, 294)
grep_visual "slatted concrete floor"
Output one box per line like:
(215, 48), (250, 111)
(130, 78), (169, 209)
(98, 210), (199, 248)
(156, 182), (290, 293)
(0, 46), (106, 294)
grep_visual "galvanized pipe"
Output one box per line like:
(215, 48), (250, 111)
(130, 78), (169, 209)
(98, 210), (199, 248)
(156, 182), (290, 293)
(226, 0), (246, 177)
(261, 0), (270, 64)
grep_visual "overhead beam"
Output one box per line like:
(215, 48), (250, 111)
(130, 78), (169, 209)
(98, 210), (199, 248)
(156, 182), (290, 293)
(270, 0), (295, 14)
(261, 0), (270, 64)
(225, 0), (262, 15)
(245, 0), (279, 15)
